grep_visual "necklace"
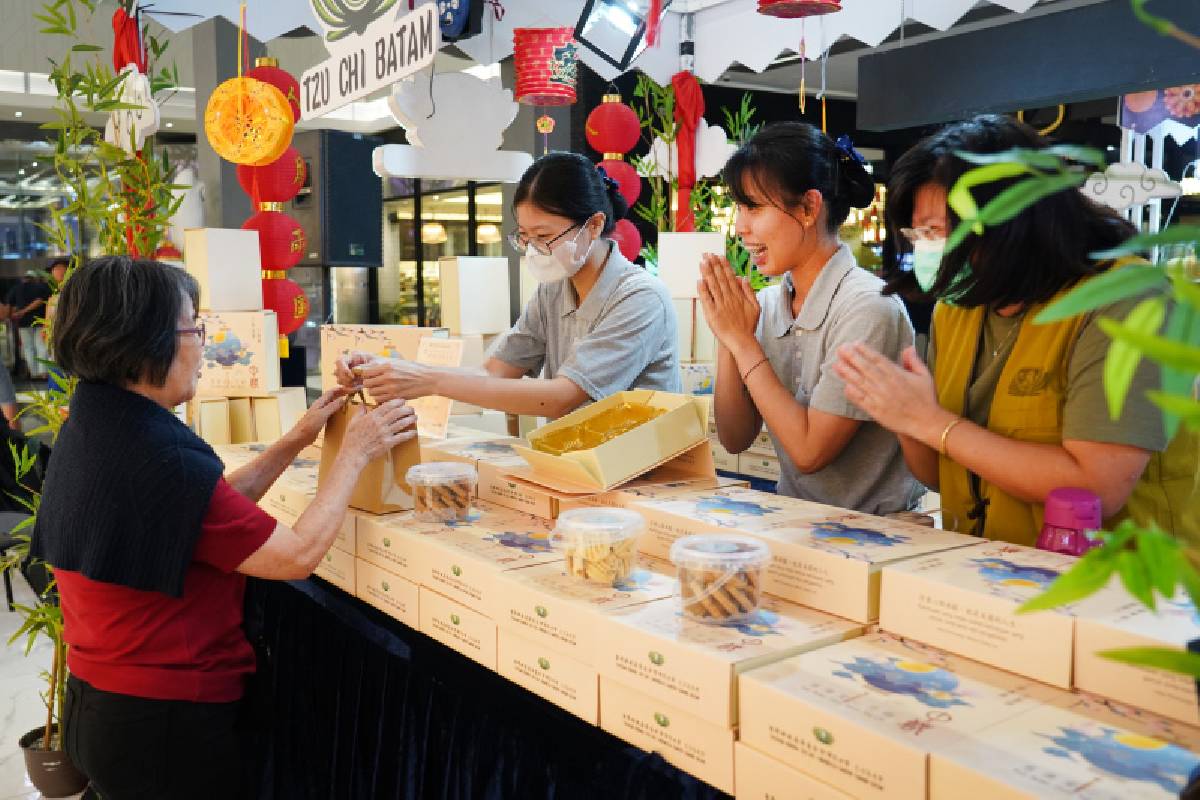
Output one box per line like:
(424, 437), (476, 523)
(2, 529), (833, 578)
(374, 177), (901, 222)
(990, 310), (1025, 359)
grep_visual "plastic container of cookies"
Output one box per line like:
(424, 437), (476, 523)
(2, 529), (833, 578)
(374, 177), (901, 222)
(552, 507), (644, 587)
(405, 462), (477, 522)
(669, 534), (770, 624)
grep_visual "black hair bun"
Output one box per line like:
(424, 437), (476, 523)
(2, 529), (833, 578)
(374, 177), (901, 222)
(605, 179), (629, 223)
(840, 159), (876, 209)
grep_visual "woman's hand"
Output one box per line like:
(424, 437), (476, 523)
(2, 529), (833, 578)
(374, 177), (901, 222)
(697, 253), (761, 357)
(833, 343), (953, 442)
(333, 351), (374, 390)
(289, 387), (349, 446)
(358, 358), (438, 403)
(341, 399), (418, 463)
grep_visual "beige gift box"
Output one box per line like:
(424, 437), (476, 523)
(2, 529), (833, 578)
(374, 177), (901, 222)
(593, 594), (863, 728)
(354, 501), (562, 615)
(734, 742), (852, 800)
(258, 451), (321, 527)
(493, 558), (676, 665)
(498, 628), (599, 723)
(318, 324), (448, 391)
(737, 453), (781, 483)
(184, 228), (263, 312)
(313, 544), (355, 594)
(709, 439), (740, 472)
(928, 689), (1200, 799)
(1072, 589), (1200, 725)
(880, 542), (1082, 686)
(600, 676), (736, 794)
(737, 631), (1058, 800)
(197, 310), (280, 397)
(419, 587), (497, 669)
(355, 558), (420, 628)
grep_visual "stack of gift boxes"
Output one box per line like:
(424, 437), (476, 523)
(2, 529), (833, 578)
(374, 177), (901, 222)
(186, 227), (306, 445)
(215, 318), (1200, 798)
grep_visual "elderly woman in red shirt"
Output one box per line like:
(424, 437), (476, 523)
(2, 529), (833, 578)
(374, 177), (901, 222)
(32, 256), (415, 800)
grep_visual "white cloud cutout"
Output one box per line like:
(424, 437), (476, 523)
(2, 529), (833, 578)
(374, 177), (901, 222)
(1082, 163), (1181, 210)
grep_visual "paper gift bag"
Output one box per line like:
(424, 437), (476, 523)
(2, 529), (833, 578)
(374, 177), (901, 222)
(319, 400), (422, 514)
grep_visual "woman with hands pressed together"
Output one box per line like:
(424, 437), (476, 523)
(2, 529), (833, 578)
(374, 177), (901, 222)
(701, 122), (921, 514)
(32, 257), (417, 799)
(336, 152), (680, 418)
(834, 115), (1197, 543)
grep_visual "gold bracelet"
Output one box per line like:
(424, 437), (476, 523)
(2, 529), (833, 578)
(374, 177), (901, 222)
(939, 417), (964, 456)
(741, 356), (770, 383)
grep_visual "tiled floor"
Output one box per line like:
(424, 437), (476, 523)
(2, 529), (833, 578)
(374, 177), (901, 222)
(0, 573), (85, 800)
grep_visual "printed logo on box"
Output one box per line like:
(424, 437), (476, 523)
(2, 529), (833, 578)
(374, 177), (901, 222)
(813, 726), (834, 745)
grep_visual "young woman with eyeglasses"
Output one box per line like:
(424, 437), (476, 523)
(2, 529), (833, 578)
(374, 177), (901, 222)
(336, 151), (680, 418)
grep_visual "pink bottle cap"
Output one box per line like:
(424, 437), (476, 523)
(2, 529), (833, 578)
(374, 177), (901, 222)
(1043, 487), (1102, 531)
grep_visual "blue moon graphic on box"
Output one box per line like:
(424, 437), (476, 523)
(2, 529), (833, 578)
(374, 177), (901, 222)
(971, 557), (1061, 589)
(203, 329), (253, 367)
(1041, 727), (1200, 793)
(810, 521), (911, 547)
(464, 441), (516, 456)
(486, 531), (554, 554)
(725, 609), (781, 637)
(613, 570), (654, 593)
(695, 496), (780, 518)
(833, 657), (970, 709)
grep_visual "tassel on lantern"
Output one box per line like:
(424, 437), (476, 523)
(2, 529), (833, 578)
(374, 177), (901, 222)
(645, 0), (664, 47)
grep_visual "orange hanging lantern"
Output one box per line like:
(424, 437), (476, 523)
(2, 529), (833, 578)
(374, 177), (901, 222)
(237, 146), (307, 204)
(586, 95), (640, 154)
(513, 28), (578, 106)
(757, 0), (842, 17)
(247, 57), (301, 122)
(261, 277), (310, 336)
(243, 204), (306, 270)
(204, 76), (294, 166)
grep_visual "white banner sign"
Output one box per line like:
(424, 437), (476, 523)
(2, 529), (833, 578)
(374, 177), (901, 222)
(300, 3), (439, 121)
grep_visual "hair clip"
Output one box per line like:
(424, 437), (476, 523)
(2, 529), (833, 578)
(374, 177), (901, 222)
(595, 164), (620, 192)
(835, 134), (868, 167)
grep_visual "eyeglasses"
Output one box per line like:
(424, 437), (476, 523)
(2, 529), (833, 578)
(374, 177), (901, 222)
(177, 322), (206, 342)
(507, 224), (580, 256)
(899, 226), (948, 243)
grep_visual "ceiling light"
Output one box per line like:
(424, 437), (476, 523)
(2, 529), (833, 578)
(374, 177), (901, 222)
(165, 121), (174, 128)
(18, 169), (25, 176)
(421, 221), (448, 244)
(14, 111), (22, 118)
(30, 161), (37, 168)
(476, 223), (501, 244)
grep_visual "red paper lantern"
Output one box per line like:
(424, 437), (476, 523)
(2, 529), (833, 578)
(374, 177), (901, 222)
(247, 56), (301, 122)
(513, 28), (578, 106)
(610, 219), (642, 262)
(243, 205), (306, 270)
(600, 158), (641, 207)
(586, 95), (640, 155)
(757, 0), (842, 17)
(261, 277), (310, 335)
(237, 146), (307, 204)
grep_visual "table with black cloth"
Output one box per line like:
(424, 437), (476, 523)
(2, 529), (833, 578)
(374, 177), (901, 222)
(245, 575), (730, 800)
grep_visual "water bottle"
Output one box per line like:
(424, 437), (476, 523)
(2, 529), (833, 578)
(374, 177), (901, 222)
(1037, 487), (1103, 556)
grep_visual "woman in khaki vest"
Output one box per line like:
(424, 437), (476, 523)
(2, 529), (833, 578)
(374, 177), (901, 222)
(833, 115), (1197, 545)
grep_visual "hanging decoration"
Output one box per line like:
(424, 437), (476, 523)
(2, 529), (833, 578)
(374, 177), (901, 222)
(535, 114), (555, 155)
(261, 277), (311, 337)
(104, 64), (160, 155)
(757, 0), (842, 17)
(671, 71), (705, 232)
(586, 93), (642, 206)
(610, 218), (642, 262)
(645, 0), (665, 46)
(242, 204), (306, 270)
(247, 56), (301, 121)
(513, 27), (579, 106)
(236, 146), (306, 204)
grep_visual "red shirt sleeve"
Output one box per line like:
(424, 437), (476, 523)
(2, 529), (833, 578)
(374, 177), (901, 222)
(191, 478), (278, 573)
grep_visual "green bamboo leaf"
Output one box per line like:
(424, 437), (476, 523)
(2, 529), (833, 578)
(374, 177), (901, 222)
(1181, 565), (1200, 609)
(1097, 646), (1200, 679)
(1091, 226), (1200, 260)
(1160, 303), (1198, 437)
(1117, 550), (1156, 609)
(71, 44), (102, 52)
(977, 172), (1087, 228)
(1147, 391), (1200, 432)
(1035, 265), (1168, 324)
(1130, 0), (1180, 37)
(1017, 550), (1117, 613)
(947, 162), (1031, 220)
(1102, 297), (1164, 419)
(958, 148), (1065, 170)
(1136, 528), (1181, 598)
(1099, 316), (1200, 373)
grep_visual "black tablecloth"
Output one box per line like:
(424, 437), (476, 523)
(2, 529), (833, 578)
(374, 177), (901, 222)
(245, 577), (731, 800)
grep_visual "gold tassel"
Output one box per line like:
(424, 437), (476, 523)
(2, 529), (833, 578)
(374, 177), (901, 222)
(279, 334), (289, 360)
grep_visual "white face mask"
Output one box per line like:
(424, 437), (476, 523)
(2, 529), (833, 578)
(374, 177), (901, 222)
(523, 226), (593, 283)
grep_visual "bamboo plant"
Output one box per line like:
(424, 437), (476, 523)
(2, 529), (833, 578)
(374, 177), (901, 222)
(0, 0), (181, 753)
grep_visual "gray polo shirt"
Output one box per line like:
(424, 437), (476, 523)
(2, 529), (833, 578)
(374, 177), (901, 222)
(489, 243), (681, 400)
(755, 245), (922, 514)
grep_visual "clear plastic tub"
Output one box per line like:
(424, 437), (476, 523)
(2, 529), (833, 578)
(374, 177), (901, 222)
(669, 534), (771, 623)
(552, 507), (644, 586)
(406, 462), (478, 522)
